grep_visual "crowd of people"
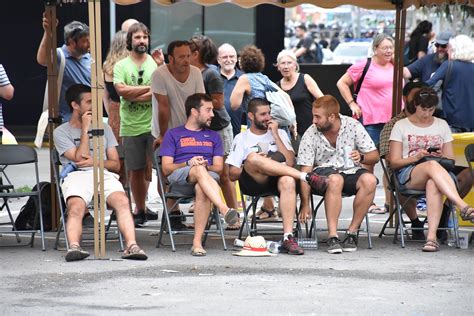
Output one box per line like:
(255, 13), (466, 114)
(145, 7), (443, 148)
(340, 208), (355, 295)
(2, 14), (472, 262)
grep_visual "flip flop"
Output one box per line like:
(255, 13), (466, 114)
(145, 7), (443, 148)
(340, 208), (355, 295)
(368, 203), (387, 214)
(191, 246), (207, 256)
(226, 222), (241, 231)
(460, 206), (474, 221)
(422, 240), (440, 252)
(254, 207), (278, 221)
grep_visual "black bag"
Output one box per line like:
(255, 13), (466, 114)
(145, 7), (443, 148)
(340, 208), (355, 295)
(417, 156), (455, 172)
(14, 182), (52, 231)
(353, 58), (371, 102)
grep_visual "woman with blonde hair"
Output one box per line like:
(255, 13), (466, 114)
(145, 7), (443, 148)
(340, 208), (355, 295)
(103, 30), (129, 142)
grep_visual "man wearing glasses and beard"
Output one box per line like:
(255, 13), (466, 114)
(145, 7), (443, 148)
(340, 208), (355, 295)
(114, 22), (164, 227)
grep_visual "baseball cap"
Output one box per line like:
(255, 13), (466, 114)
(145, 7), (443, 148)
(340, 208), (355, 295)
(436, 31), (453, 45)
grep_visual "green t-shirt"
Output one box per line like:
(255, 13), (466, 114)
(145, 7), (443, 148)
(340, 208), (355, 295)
(113, 55), (157, 136)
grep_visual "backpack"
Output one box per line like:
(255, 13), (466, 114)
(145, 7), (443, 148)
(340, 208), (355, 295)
(14, 182), (52, 231)
(310, 41), (324, 64)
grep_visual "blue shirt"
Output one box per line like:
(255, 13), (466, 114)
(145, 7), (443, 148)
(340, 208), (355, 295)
(426, 60), (474, 129)
(407, 53), (443, 83)
(58, 45), (91, 122)
(220, 67), (244, 136)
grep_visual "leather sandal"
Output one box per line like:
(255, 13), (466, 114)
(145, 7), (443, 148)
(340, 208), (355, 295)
(460, 206), (474, 221)
(422, 240), (440, 252)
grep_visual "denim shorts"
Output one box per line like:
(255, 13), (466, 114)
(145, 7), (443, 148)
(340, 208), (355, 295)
(364, 123), (385, 147)
(396, 165), (416, 189)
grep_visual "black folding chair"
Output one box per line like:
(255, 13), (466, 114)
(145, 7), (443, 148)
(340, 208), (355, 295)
(0, 145), (45, 250)
(51, 148), (124, 251)
(153, 148), (227, 252)
(306, 192), (373, 249)
(379, 155), (460, 248)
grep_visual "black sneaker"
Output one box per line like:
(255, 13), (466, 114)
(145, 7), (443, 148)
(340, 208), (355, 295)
(281, 235), (304, 255)
(82, 214), (94, 228)
(327, 236), (343, 254)
(341, 232), (358, 252)
(145, 207), (158, 221)
(306, 172), (329, 192)
(133, 211), (147, 228)
(411, 219), (426, 241)
(169, 211), (189, 231)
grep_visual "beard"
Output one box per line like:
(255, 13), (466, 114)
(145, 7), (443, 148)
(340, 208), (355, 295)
(316, 122), (332, 132)
(254, 119), (268, 131)
(133, 44), (148, 54)
(434, 51), (447, 64)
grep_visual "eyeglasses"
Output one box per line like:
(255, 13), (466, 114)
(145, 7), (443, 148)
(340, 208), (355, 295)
(377, 45), (393, 51)
(137, 70), (144, 85)
(435, 43), (448, 49)
(419, 91), (437, 98)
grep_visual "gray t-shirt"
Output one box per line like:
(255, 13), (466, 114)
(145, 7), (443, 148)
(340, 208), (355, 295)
(202, 65), (230, 131)
(53, 122), (118, 168)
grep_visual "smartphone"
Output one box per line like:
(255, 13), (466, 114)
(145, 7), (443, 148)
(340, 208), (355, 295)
(427, 147), (440, 153)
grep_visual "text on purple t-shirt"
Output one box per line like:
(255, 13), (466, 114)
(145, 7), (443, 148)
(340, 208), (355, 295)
(160, 126), (223, 165)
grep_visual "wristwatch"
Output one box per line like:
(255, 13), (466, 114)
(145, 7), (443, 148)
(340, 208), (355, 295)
(360, 154), (365, 163)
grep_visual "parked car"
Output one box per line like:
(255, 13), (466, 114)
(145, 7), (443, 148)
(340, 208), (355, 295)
(323, 41), (372, 65)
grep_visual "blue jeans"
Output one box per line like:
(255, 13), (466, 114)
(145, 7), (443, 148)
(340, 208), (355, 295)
(364, 123), (385, 147)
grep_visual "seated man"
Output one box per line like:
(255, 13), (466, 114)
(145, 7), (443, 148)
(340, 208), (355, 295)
(54, 84), (147, 262)
(298, 95), (379, 254)
(160, 93), (239, 257)
(226, 98), (329, 256)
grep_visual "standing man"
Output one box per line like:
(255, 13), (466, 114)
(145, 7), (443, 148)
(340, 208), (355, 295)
(160, 93), (239, 256)
(151, 40), (205, 145)
(218, 43), (244, 137)
(0, 64), (14, 142)
(54, 84), (147, 262)
(227, 98), (329, 255)
(298, 96), (379, 254)
(293, 24), (317, 64)
(37, 14), (90, 122)
(114, 22), (163, 227)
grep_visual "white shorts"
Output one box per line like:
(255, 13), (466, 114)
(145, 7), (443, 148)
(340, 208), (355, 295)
(61, 169), (124, 204)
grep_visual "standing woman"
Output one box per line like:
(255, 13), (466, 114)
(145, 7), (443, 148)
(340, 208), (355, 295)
(103, 30), (128, 143)
(408, 20), (432, 64)
(276, 49), (323, 138)
(337, 33), (395, 213)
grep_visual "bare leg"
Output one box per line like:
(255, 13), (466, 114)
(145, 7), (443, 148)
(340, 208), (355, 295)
(244, 153), (304, 183)
(324, 174), (344, 237)
(262, 196), (275, 211)
(349, 173), (377, 232)
(193, 183), (212, 249)
(188, 165), (229, 214)
(220, 163), (238, 209)
(407, 161), (469, 210)
(65, 197), (88, 246)
(107, 191), (138, 248)
(277, 176), (296, 234)
(129, 169), (147, 212)
(425, 179), (443, 241)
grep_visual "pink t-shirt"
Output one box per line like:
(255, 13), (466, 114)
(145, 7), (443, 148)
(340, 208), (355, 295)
(347, 60), (394, 125)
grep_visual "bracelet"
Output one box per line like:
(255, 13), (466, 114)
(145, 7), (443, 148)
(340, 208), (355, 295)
(348, 100), (355, 105)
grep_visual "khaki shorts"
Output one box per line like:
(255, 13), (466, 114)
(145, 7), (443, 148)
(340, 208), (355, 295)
(61, 169), (124, 204)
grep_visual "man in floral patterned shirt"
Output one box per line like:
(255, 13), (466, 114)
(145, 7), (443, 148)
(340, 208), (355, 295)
(298, 95), (379, 254)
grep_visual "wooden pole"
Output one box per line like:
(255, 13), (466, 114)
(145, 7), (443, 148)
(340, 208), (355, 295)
(45, 4), (59, 231)
(88, 0), (106, 258)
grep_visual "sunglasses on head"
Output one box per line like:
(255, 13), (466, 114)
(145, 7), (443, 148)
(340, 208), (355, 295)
(137, 70), (144, 85)
(435, 43), (448, 49)
(419, 91), (437, 98)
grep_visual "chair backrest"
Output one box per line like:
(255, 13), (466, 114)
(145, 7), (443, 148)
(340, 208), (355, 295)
(0, 145), (37, 165)
(465, 143), (474, 177)
(152, 147), (167, 199)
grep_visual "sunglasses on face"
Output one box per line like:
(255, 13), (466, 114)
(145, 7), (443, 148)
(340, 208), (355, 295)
(435, 43), (448, 49)
(137, 70), (144, 85)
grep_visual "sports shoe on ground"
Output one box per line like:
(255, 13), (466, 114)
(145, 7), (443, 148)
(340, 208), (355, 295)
(306, 172), (328, 192)
(327, 236), (342, 254)
(133, 211), (147, 228)
(145, 207), (158, 221)
(280, 235), (304, 255)
(65, 244), (90, 262)
(82, 214), (94, 228)
(169, 211), (189, 231)
(341, 231), (358, 252)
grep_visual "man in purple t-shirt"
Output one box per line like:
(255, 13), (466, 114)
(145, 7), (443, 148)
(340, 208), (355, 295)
(160, 93), (238, 256)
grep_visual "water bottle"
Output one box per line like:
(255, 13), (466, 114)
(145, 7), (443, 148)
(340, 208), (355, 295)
(266, 241), (280, 254)
(60, 162), (77, 179)
(447, 215), (456, 247)
(234, 238), (245, 248)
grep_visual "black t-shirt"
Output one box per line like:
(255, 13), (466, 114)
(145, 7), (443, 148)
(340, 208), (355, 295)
(296, 36), (315, 63)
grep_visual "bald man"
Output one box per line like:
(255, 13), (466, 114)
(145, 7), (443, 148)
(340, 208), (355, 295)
(121, 18), (139, 32)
